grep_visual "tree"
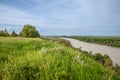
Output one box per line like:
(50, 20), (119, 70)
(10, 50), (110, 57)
(0, 29), (9, 37)
(11, 30), (18, 37)
(20, 24), (40, 38)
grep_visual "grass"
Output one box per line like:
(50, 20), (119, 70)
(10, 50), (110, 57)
(0, 37), (119, 80)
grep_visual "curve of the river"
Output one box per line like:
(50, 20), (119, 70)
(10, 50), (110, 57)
(62, 38), (120, 66)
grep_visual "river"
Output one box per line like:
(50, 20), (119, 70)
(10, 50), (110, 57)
(62, 38), (120, 66)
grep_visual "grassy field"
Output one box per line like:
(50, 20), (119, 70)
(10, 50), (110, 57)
(0, 37), (119, 80)
(67, 36), (120, 47)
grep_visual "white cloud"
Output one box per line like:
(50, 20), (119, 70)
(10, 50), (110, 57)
(0, 4), (46, 26)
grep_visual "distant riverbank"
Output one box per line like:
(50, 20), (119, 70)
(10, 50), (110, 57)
(66, 36), (120, 48)
(62, 38), (120, 66)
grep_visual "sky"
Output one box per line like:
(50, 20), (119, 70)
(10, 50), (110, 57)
(0, 0), (120, 36)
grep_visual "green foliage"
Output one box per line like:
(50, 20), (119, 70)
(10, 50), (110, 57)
(82, 52), (113, 68)
(0, 29), (9, 37)
(11, 30), (18, 37)
(68, 36), (120, 47)
(43, 37), (72, 47)
(0, 37), (119, 80)
(59, 39), (72, 47)
(20, 24), (40, 38)
(103, 55), (113, 68)
(93, 53), (105, 65)
(112, 64), (120, 76)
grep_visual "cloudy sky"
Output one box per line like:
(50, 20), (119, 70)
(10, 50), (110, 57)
(0, 0), (120, 36)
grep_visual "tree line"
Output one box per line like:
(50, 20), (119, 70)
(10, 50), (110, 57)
(0, 24), (40, 38)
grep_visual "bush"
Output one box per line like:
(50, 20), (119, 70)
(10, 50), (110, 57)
(59, 39), (72, 47)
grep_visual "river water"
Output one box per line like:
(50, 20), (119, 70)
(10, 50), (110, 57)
(62, 38), (120, 66)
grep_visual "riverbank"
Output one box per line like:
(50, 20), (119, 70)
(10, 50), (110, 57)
(62, 38), (120, 66)
(66, 36), (120, 48)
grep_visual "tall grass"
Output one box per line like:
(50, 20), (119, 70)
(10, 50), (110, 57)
(0, 37), (118, 80)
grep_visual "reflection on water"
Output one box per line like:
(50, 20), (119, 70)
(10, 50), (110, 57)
(62, 38), (120, 66)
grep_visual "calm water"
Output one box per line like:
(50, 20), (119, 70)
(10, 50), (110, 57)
(62, 38), (120, 66)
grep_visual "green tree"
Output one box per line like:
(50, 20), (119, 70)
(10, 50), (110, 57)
(11, 31), (18, 37)
(20, 24), (40, 38)
(0, 29), (9, 37)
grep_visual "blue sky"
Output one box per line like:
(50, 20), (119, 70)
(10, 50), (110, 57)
(0, 0), (120, 36)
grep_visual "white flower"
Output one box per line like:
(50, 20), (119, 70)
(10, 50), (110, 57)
(41, 47), (47, 53)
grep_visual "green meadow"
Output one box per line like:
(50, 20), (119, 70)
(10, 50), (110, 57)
(0, 37), (119, 80)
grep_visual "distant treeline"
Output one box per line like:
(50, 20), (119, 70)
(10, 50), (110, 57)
(0, 24), (40, 38)
(67, 36), (120, 48)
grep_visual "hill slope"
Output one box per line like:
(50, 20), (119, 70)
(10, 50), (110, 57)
(0, 37), (118, 80)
